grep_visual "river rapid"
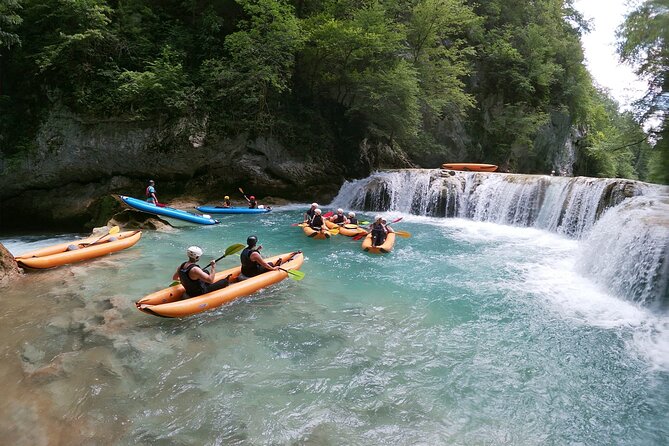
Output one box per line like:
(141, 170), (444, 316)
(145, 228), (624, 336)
(1, 202), (668, 444)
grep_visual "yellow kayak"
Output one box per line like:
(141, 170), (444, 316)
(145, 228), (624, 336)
(303, 225), (331, 239)
(361, 232), (396, 254)
(15, 231), (142, 269)
(325, 220), (367, 237)
(136, 252), (304, 318)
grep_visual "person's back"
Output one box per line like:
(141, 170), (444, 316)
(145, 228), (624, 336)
(248, 196), (258, 209)
(348, 212), (358, 225)
(304, 203), (318, 222)
(173, 246), (230, 298)
(240, 236), (280, 278)
(370, 216), (387, 246)
(222, 196), (231, 208)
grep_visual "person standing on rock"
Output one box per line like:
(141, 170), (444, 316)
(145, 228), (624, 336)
(146, 180), (158, 205)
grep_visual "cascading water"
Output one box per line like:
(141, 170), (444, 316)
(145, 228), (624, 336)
(330, 169), (669, 306)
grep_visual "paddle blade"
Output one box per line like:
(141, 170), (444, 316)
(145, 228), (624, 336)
(394, 230), (411, 238)
(109, 226), (121, 235)
(328, 228), (339, 235)
(238, 187), (245, 194)
(223, 243), (246, 257)
(353, 232), (368, 241)
(281, 268), (305, 281)
(323, 211), (334, 218)
(358, 221), (369, 225)
(169, 280), (180, 287)
(391, 217), (403, 223)
(156, 202), (167, 208)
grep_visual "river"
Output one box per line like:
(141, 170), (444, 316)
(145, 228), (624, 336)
(1, 172), (668, 444)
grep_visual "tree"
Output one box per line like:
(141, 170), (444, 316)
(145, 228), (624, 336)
(618, 0), (668, 184)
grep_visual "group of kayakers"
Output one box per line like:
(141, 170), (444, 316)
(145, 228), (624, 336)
(303, 202), (394, 247)
(145, 180), (265, 209)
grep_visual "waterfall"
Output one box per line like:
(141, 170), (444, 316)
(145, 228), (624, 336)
(330, 169), (669, 306)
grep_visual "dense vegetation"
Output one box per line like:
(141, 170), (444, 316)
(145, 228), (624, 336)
(0, 0), (664, 183)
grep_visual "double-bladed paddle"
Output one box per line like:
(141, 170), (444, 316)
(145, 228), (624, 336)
(80, 226), (120, 247)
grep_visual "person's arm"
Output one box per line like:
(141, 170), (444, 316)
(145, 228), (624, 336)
(385, 225), (393, 233)
(189, 263), (217, 283)
(250, 251), (278, 271)
(173, 267), (180, 281)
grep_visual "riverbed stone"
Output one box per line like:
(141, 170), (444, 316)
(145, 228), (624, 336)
(0, 242), (22, 287)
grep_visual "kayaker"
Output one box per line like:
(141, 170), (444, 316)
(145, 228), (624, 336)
(222, 196), (232, 208)
(309, 208), (324, 230)
(304, 202), (318, 222)
(369, 216), (393, 247)
(239, 236), (282, 278)
(173, 246), (231, 298)
(145, 180), (158, 205)
(329, 208), (348, 225)
(348, 212), (358, 225)
(246, 195), (258, 209)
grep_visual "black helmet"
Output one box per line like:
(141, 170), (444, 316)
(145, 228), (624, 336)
(247, 235), (258, 247)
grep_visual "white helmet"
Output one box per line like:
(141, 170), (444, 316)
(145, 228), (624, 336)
(348, 212), (355, 217)
(187, 246), (203, 260)
(337, 208), (344, 214)
(315, 208), (322, 215)
(375, 215), (383, 221)
(311, 202), (318, 207)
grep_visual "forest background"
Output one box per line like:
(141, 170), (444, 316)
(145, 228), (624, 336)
(0, 0), (666, 185)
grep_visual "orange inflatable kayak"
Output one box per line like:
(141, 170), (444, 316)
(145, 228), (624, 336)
(303, 224), (331, 239)
(136, 252), (304, 318)
(442, 163), (498, 172)
(362, 232), (396, 254)
(15, 231), (142, 269)
(325, 220), (367, 237)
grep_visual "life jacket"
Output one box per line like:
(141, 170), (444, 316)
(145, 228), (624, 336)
(310, 214), (323, 229)
(305, 208), (316, 219)
(249, 200), (257, 209)
(371, 222), (387, 243)
(349, 217), (358, 225)
(178, 262), (207, 297)
(333, 214), (346, 224)
(223, 200), (231, 208)
(240, 247), (263, 277)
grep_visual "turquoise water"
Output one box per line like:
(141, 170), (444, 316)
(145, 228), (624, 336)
(1, 207), (668, 444)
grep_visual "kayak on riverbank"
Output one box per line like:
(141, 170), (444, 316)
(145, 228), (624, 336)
(441, 163), (498, 172)
(195, 206), (272, 214)
(15, 230), (142, 269)
(116, 195), (219, 225)
(136, 252), (304, 318)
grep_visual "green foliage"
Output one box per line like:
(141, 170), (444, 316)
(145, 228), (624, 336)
(0, 0), (22, 49)
(0, 0), (658, 184)
(617, 0), (668, 184)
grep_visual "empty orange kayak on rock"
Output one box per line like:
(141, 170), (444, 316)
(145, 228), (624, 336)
(15, 231), (142, 269)
(442, 163), (498, 172)
(362, 232), (396, 254)
(136, 252), (304, 318)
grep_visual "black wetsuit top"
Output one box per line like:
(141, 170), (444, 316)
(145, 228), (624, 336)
(249, 200), (257, 209)
(178, 263), (207, 297)
(349, 217), (358, 225)
(240, 247), (264, 277)
(332, 214), (346, 224)
(310, 214), (324, 229)
(305, 208), (316, 219)
(371, 222), (387, 244)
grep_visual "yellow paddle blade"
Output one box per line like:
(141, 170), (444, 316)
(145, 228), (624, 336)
(281, 268), (305, 281)
(343, 224), (359, 229)
(109, 226), (120, 235)
(328, 228), (339, 235)
(394, 230), (411, 238)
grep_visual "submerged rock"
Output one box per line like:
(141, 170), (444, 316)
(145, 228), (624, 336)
(107, 209), (174, 232)
(0, 242), (22, 287)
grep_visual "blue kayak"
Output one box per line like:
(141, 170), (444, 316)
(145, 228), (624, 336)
(196, 206), (272, 214)
(118, 195), (219, 225)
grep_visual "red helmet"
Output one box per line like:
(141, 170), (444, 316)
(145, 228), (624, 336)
(249, 195), (255, 200)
